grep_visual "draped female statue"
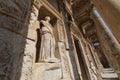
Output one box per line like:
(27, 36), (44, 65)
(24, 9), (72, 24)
(39, 16), (59, 63)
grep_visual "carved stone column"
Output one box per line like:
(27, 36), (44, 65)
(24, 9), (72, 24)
(91, 0), (120, 42)
(91, 9), (120, 71)
(57, 20), (72, 79)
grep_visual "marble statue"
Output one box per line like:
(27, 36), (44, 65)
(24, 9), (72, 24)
(38, 16), (59, 63)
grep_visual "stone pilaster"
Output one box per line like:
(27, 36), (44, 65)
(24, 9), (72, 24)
(20, 1), (43, 80)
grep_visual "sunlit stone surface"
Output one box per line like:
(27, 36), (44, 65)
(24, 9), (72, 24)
(0, 0), (119, 80)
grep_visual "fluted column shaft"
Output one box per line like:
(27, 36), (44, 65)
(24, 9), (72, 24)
(91, 8), (120, 70)
(91, 0), (120, 42)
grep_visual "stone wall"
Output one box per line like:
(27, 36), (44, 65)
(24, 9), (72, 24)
(0, 0), (32, 80)
(1, 0), (119, 80)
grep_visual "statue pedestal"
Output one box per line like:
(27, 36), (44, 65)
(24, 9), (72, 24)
(61, 78), (72, 80)
(33, 63), (62, 80)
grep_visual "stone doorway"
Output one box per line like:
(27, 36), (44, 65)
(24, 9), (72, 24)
(73, 37), (89, 80)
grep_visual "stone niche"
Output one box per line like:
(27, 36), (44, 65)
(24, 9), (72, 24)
(33, 6), (62, 80)
(35, 6), (60, 62)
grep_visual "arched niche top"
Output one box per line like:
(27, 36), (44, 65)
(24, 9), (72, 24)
(38, 6), (58, 25)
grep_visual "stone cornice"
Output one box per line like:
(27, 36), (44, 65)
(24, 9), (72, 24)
(70, 21), (82, 38)
(41, 0), (62, 19)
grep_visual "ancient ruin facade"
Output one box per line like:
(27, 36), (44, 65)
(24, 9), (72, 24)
(0, 0), (120, 80)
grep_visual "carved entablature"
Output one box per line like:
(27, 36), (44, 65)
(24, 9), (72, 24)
(81, 21), (98, 42)
(0, 0), (31, 21)
(81, 21), (92, 34)
(70, 21), (82, 38)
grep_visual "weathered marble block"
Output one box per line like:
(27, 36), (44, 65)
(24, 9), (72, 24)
(33, 63), (62, 80)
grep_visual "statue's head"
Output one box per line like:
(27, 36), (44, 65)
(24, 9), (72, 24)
(45, 16), (50, 22)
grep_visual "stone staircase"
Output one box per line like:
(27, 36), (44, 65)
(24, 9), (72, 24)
(101, 68), (118, 79)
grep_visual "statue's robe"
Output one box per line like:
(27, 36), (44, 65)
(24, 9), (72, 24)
(39, 20), (56, 62)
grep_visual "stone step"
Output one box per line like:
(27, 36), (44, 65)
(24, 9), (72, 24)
(102, 68), (114, 71)
(101, 73), (118, 79)
(103, 70), (115, 73)
(102, 68), (115, 73)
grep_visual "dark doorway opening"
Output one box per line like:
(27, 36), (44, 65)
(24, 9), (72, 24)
(93, 41), (110, 68)
(74, 38), (89, 80)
